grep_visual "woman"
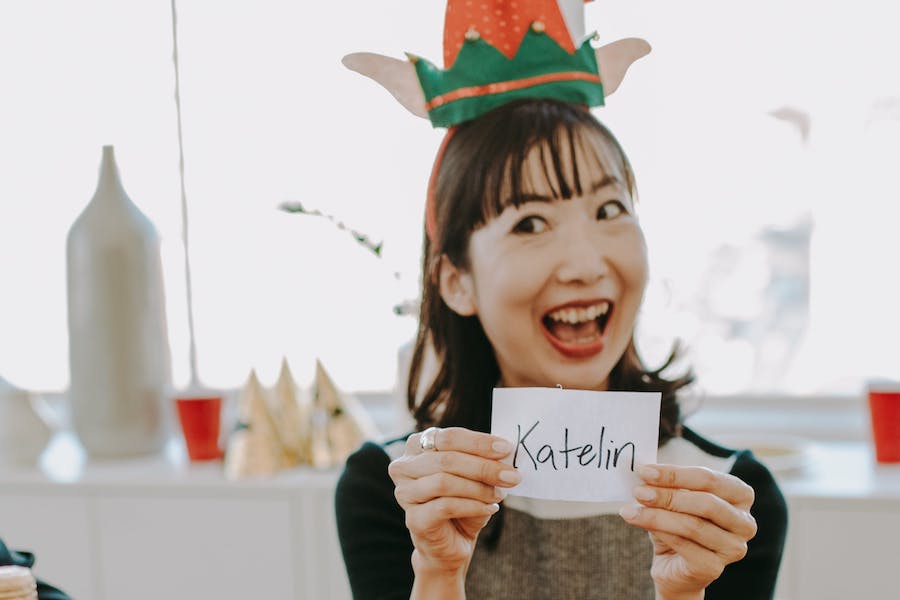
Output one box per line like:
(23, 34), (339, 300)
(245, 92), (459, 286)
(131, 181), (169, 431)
(337, 2), (786, 597)
(336, 99), (786, 599)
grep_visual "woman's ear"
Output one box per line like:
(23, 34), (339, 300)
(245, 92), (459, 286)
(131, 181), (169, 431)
(437, 255), (477, 316)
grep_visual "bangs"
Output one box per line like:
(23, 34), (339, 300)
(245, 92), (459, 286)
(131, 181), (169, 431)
(483, 123), (628, 220)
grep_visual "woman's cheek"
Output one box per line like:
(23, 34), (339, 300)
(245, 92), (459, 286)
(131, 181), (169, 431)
(621, 226), (649, 290)
(500, 258), (549, 306)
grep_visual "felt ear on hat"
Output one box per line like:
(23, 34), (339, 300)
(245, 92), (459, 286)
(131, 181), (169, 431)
(594, 37), (652, 96)
(341, 52), (429, 119)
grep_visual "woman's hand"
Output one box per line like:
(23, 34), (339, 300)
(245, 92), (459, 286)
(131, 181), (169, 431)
(388, 427), (521, 595)
(619, 464), (758, 600)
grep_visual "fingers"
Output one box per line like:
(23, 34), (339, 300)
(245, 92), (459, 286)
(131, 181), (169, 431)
(394, 427), (516, 575)
(633, 486), (758, 539)
(622, 464), (757, 562)
(405, 498), (500, 537)
(649, 532), (728, 583)
(637, 464), (755, 510)
(390, 450), (522, 488)
(406, 427), (513, 459)
(396, 472), (508, 505)
(620, 504), (748, 562)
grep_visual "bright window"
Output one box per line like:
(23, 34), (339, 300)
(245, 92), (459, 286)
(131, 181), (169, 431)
(2, 1), (898, 395)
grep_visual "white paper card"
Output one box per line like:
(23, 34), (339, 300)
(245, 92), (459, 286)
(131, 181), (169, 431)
(491, 387), (661, 502)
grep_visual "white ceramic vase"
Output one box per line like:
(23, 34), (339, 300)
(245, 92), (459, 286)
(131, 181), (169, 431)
(66, 146), (172, 458)
(0, 375), (52, 466)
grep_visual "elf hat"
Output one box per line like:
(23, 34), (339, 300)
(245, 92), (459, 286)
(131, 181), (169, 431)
(343, 1), (651, 128)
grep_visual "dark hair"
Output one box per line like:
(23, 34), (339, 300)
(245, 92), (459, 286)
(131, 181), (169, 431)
(407, 98), (693, 446)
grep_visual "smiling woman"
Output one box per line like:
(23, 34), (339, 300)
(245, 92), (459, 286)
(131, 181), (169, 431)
(337, 96), (785, 600)
(334, 2), (788, 595)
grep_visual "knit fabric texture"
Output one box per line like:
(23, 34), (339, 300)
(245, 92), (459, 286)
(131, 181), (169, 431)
(467, 510), (654, 599)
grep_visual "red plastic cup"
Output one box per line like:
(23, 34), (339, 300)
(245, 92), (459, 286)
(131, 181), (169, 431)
(868, 386), (900, 463)
(175, 396), (223, 461)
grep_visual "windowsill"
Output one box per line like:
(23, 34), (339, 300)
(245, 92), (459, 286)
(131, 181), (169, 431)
(680, 393), (870, 442)
(355, 390), (873, 443)
(13, 390), (891, 505)
(34, 389), (871, 443)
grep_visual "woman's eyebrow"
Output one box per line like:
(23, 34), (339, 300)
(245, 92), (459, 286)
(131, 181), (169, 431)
(516, 192), (555, 203)
(498, 191), (556, 207)
(504, 174), (622, 206)
(590, 174), (621, 194)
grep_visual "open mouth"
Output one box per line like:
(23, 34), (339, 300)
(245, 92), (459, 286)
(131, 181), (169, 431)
(540, 300), (613, 358)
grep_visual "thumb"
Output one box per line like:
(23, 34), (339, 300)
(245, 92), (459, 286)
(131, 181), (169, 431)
(648, 531), (675, 556)
(456, 513), (494, 539)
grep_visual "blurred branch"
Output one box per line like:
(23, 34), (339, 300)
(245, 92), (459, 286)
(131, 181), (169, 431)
(279, 201), (384, 258)
(768, 106), (811, 144)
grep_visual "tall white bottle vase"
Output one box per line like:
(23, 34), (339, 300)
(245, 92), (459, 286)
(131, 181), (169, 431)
(66, 146), (172, 458)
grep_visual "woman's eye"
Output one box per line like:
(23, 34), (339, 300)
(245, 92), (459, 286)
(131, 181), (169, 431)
(512, 215), (548, 234)
(597, 200), (627, 220)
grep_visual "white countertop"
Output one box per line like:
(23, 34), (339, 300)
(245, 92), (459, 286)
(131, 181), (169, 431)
(0, 432), (340, 496)
(775, 441), (900, 508)
(2, 431), (899, 509)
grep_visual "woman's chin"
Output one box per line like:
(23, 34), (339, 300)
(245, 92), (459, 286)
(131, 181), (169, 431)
(556, 372), (611, 391)
(540, 347), (618, 390)
(498, 338), (619, 389)
(518, 363), (612, 391)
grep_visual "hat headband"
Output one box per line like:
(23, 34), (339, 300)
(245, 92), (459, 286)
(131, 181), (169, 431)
(412, 26), (605, 127)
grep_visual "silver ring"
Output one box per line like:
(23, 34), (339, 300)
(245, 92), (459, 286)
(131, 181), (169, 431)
(419, 427), (439, 452)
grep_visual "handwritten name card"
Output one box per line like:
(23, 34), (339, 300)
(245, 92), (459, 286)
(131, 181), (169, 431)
(491, 388), (661, 502)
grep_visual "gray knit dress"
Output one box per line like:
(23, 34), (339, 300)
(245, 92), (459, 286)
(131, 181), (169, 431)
(467, 508), (654, 599)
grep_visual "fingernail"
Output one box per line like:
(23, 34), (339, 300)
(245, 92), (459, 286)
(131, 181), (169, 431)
(495, 487), (508, 500)
(486, 503), (500, 514)
(634, 486), (655, 501)
(637, 465), (660, 482)
(619, 505), (641, 520)
(492, 440), (512, 454)
(498, 469), (521, 484)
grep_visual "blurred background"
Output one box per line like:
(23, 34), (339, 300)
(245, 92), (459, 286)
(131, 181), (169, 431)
(2, 0), (899, 397)
(2, 3), (900, 600)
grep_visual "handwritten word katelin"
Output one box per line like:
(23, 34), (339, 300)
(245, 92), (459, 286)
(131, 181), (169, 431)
(513, 421), (636, 472)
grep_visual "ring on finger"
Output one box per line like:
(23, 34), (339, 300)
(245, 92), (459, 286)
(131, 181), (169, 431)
(419, 426), (440, 452)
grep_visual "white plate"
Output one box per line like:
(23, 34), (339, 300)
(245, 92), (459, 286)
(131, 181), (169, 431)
(713, 432), (813, 474)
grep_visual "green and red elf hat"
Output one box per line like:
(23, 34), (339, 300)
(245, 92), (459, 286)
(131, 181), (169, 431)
(343, 1), (651, 240)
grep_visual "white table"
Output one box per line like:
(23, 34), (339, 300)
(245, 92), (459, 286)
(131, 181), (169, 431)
(773, 443), (900, 600)
(0, 433), (349, 600)
(2, 432), (900, 600)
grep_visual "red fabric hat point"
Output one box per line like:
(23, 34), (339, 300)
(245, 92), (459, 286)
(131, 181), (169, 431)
(443, 0), (576, 67)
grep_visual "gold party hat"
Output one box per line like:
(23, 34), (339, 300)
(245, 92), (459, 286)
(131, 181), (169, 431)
(224, 369), (285, 479)
(272, 357), (312, 467)
(313, 359), (378, 467)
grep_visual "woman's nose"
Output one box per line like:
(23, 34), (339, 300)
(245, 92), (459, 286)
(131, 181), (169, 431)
(553, 223), (610, 285)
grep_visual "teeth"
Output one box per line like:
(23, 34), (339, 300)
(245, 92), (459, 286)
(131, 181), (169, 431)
(548, 301), (611, 324)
